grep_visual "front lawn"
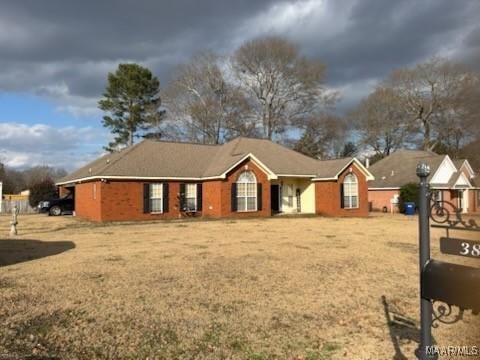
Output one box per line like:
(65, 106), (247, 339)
(0, 214), (478, 359)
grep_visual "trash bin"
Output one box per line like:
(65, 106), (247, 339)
(404, 202), (416, 215)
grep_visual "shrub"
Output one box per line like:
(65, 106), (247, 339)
(399, 182), (419, 212)
(29, 178), (57, 207)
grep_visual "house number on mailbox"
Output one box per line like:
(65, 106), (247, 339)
(440, 237), (480, 259)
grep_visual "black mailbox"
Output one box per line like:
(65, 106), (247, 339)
(421, 260), (480, 312)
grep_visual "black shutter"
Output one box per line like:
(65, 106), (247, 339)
(196, 183), (203, 211)
(257, 183), (262, 211)
(179, 183), (186, 211)
(143, 183), (150, 213)
(163, 183), (169, 212)
(231, 183), (237, 212)
(340, 183), (345, 209)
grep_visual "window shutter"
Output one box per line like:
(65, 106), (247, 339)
(143, 183), (150, 213)
(163, 183), (169, 212)
(179, 183), (186, 211)
(340, 183), (345, 209)
(196, 183), (203, 211)
(257, 183), (262, 211)
(231, 183), (237, 212)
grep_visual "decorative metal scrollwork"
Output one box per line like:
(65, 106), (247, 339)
(431, 300), (464, 327)
(430, 200), (479, 231)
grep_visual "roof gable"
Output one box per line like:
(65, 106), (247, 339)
(429, 155), (456, 185)
(313, 158), (374, 181)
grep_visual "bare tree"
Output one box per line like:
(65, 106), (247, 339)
(232, 36), (335, 140)
(164, 52), (250, 144)
(351, 87), (411, 157)
(294, 113), (348, 159)
(387, 57), (479, 152)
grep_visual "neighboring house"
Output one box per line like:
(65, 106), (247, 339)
(367, 150), (479, 214)
(56, 137), (374, 222)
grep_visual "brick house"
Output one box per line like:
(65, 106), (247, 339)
(367, 149), (479, 214)
(56, 137), (374, 221)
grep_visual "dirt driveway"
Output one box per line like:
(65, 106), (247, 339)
(0, 214), (478, 359)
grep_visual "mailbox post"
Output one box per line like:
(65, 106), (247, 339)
(416, 163), (436, 360)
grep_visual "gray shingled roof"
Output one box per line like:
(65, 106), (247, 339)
(57, 137), (363, 184)
(368, 149), (444, 188)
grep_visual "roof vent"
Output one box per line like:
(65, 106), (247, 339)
(88, 167), (92, 173)
(106, 159), (110, 164)
(391, 170), (395, 177)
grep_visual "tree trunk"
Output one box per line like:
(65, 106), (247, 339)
(129, 129), (134, 147)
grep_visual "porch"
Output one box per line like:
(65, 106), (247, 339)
(270, 177), (315, 215)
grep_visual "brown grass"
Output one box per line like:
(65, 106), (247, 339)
(0, 214), (478, 359)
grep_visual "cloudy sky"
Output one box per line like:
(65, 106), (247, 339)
(1, 0), (479, 170)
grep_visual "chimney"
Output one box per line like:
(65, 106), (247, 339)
(365, 158), (370, 168)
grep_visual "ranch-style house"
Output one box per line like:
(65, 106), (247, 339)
(56, 137), (374, 221)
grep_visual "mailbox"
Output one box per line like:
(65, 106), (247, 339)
(421, 260), (480, 312)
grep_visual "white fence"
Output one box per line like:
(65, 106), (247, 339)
(0, 199), (36, 214)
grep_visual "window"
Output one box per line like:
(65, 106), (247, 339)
(286, 184), (294, 207)
(150, 183), (163, 213)
(343, 174), (358, 209)
(237, 171), (257, 211)
(185, 183), (197, 211)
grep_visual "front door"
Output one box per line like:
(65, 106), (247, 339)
(270, 184), (280, 213)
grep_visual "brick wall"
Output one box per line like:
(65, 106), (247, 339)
(73, 158), (272, 222)
(100, 181), (193, 222)
(368, 189), (400, 212)
(75, 181), (102, 221)
(202, 180), (223, 218)
(315, 163), (369, 217)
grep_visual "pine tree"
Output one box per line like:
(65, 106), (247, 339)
(99, 63), (161, 151)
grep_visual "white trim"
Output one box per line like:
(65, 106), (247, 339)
(429, 155), (456, 185)
(459, 160), (475, 178)
(343, 173), (359, 209)
(236, 170), (258, 212)
(312, 177), (337, 181)
(312, 158), (375, 181)
(220, 153), (277, 180)
(57, 175), (213, 185)
(184, 183), (198, 212)
(149, 183), (164, 214)
(453, 172), (472, 189)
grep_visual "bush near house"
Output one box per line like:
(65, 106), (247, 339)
(399, 182), (419, 212)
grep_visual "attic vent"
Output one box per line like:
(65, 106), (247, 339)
(88, 167), (92, 173)
(390, 170), (395, 177)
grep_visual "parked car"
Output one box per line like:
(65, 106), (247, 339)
(38, 194), (74, 216)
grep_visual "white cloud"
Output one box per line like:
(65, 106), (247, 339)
(231, 0), (351, 50)
(0, 122), (108, 169)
